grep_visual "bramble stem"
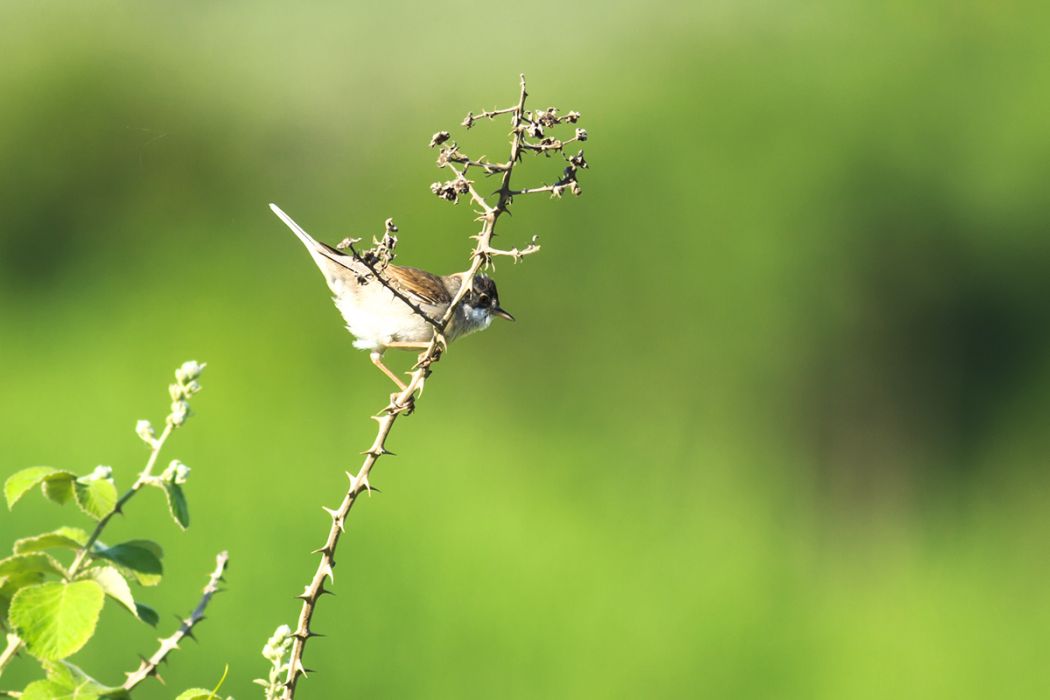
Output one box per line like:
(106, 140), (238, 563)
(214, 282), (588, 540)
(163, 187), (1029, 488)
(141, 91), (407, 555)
(281, 74), (583, 699)
(122, 551), (229, 691)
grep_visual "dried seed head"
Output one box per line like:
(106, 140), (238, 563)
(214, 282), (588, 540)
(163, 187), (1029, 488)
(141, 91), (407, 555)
(429, 131), (451, 148)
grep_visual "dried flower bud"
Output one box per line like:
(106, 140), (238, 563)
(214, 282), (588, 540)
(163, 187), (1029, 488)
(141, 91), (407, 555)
(384, 218), (398, 234)
(564, 111), (581, 123)
(575, 128), (588, 142)
(136, 419), (155, 443)
(527, 122), (544, 138)
(569, 150), (588, 169)
(462, 112), (475, 129)
(535, 107), (559, 127)
(430, 178), (469, 203)
(570, 180), (582, 196)
(429, 131), (451, 148)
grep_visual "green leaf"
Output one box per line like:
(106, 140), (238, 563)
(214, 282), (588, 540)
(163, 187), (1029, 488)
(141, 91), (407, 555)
(14, 528), (90, 555)
(0, 554), (63, 622)
(20, 679), (84, 700)
(93, 541), (163, 587)
(174, 690), (215, 700)
(0, 553), (67, 578)
(42, 476), (75, 505)
(9, 580), (105, 661)
(78, 567), (141, 621)
(74, 473), (117, 521)
(1, 569), (46, 621)
(134, 602), (159, 627)
(19, 660), (130, 699)
(4, 467), (75, 509)
(163, 482), (190, 529)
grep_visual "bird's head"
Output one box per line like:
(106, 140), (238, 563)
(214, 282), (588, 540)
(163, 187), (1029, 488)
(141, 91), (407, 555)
(464, 274), (515, 323)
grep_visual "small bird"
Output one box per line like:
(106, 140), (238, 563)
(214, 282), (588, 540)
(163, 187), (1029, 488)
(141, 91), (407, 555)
(270, 203), (514, 390)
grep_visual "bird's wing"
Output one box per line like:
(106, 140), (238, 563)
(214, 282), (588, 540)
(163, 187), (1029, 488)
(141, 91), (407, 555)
(384, 265), (452, 306)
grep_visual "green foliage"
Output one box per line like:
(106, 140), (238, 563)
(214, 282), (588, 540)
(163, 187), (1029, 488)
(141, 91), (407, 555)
(76, 568), (150, 625)
(14, 529), (89, 556)
(174, 691), (216, 700)
(9, 581), (105, 661)
(4, 469), (76, 510)
(92, 542), (163, 588)
(1, 362), (218, 693)
(72, 471), (118, 522)
(20, 660), (129, 699)
(161, 482), (190, 530)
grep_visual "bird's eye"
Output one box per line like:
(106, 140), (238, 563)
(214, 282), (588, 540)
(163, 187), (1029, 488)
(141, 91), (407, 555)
(478, 294), (490, 305)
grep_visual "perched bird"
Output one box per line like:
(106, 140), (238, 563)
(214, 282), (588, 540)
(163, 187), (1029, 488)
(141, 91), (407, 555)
(270, 203), (514, 389)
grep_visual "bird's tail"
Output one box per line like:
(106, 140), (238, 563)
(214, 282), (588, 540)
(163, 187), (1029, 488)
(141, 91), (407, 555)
(269, 202), (324, 253)
(269, 202), (364, 293)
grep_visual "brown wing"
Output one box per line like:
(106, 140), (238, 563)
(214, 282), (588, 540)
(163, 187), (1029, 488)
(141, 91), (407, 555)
(384, 265), (452, 305)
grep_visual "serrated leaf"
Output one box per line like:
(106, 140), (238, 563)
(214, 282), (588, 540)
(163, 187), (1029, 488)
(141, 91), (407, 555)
(0, 553), (67, 578)
(0, 553), (63, 622)
(174, 690), (215, 700)
(1, 569), (47, 621)
(74, 477), (117, 521)
(4, 467), (75, 509)
(9, 580), (105, 661)
(92, 541), (162, 587)
(78, 567), (139, 621)
(15, 528), (90, 555)
(163, 482), (190, 529)
(134, 602), (159, 627)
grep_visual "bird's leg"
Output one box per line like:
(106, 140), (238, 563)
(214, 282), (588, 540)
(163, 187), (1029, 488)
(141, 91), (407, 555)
(387, 341), (437, 374)
(370, 351), (407, 391)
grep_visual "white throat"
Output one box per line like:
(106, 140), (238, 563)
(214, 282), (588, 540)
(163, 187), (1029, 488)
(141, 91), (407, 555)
(450, 304), (492, 340)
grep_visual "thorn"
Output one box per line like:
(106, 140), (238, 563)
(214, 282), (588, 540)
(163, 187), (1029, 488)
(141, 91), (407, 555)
(322, 506), (340, 519)
(320, 562), (335, 583)
(311, 545), (333, 556)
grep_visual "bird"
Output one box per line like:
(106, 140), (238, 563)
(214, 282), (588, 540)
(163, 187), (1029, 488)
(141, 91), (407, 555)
(270, 203), (515, 390)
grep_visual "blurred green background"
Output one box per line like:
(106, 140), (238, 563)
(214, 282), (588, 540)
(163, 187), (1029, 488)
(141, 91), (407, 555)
(2, 1), (1049, 698)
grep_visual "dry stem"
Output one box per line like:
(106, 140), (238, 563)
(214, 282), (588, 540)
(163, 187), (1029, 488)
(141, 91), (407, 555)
(122, 551), (229, 691)
(281, 74), (583, 698)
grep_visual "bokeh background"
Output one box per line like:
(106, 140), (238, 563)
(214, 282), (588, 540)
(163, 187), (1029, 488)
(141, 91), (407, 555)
(2, 1), (1049, 698)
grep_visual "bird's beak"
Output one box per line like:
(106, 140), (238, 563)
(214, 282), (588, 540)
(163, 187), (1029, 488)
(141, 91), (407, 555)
(492, 306), (516, 322)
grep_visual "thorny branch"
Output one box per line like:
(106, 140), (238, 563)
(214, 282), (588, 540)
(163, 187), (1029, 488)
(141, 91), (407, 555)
(122, 551), (229, 691)
(280, 74), (587, 699)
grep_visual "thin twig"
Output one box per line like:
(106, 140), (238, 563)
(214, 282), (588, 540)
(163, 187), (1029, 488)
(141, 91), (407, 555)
(122, 551), (229, 691)
(68, 422), (175, 577)
(0, 634), (20, 680)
